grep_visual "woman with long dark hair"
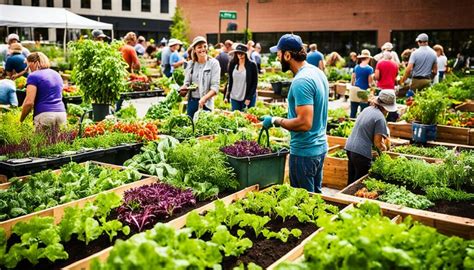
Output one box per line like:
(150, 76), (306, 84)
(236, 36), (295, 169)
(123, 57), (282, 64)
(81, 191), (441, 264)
(224, 43), (258, 111)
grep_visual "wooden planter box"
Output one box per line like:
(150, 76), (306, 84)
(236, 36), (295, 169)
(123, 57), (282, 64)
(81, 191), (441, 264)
(323, 145), (348, 190)
(0, 162), (156, 237)
(455, 101), (474, 112)
(335, 83), (348, 96)
(338, 175), (474, 239)
(65, 185), (357, 270)
(327, 135), (347, 147)
(388, 122), (474, 145)
(267, 209), (402, 269)
(63, 185), (260, 270)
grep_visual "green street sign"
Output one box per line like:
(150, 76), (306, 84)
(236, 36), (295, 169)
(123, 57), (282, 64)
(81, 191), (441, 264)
(220, 11), (237, 20)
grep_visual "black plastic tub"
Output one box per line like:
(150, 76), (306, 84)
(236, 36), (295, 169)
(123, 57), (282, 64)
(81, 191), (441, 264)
(0, 143), (143, 178)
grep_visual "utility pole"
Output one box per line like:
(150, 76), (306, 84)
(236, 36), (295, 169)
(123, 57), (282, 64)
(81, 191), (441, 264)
(244, 0), (249, 43)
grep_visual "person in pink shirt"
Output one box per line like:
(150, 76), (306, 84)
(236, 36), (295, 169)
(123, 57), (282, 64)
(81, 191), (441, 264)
(375, 51), (399, 121)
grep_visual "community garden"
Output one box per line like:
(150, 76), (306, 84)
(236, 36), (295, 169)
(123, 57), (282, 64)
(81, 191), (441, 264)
(0, 39), (472, 270)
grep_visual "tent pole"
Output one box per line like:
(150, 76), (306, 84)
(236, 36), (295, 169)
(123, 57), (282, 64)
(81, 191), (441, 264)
(111, 27), (114, 40)
(63, 28), (67, 60)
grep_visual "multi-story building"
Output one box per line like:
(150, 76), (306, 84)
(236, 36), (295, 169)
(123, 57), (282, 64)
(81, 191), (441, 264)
(178, 0), (474, 57)
(1, 0), (176, 42)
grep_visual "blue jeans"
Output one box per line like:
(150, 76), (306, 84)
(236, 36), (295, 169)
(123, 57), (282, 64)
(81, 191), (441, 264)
(350, 101), (368, 118)
(187, 97), (210, 118)
(230, 95), (256, 111)
(438, 71), (445, 82)
(289, 153), (326, 193)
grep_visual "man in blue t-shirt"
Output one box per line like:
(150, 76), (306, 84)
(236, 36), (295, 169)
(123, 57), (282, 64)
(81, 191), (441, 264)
(306, 43), (325, 71)
(263, 34), (329, 193)
(0, 79), (18, 106)
(168, 39), (184, 75)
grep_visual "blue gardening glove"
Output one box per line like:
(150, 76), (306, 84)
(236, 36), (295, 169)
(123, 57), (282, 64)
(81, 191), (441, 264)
(262, 115), (274, 129)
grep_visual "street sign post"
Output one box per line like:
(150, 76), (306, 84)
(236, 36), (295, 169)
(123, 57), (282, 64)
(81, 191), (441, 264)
(220, 11), (237, 20)
(218, 10), (237, 43)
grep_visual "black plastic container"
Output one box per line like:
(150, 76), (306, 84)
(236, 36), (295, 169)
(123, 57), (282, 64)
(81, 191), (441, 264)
(0, 143), (143, 178)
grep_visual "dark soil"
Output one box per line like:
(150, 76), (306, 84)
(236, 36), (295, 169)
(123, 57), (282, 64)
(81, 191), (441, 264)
(427, 200), (474, 219)
(219, 201), (344, 269)
(347, 176), (474, 219)
(221, 216), (318, 269)
(9, 196), (215, 270)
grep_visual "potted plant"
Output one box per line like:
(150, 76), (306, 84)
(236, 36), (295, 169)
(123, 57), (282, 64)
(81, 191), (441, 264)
(269, 74), (291, 96)
(409, 90), (446, 143)
(220, 128), (289, 189)
(69, 40), (128, 121)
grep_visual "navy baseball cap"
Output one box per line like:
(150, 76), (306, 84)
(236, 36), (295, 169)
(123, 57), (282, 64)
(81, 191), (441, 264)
(270, 34), (303, 53)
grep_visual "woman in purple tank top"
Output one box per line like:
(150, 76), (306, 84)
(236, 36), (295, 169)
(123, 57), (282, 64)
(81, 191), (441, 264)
(20, 52), (66, 131)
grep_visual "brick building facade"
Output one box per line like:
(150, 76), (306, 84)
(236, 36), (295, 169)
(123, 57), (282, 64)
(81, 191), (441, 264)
(178, 0), (474, 57)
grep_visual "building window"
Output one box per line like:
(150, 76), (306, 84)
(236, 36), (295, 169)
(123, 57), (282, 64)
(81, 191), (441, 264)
(32, 0), (39, 6)
(47, 0), (54, 7)
(122, 0), (131, 11)
(13, 0), (21, 5)
(63, 0), (71, 8)
(160, 0), (169, 13)
(102, 0), (112, 10)
(81, 0), (91, 9)
(142, 0), (151, 12)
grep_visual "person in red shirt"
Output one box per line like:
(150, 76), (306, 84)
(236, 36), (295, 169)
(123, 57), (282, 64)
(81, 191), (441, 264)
(121, 32), (141, 72)
(375, 51), (399, 121)
(375, 51), (398, 90)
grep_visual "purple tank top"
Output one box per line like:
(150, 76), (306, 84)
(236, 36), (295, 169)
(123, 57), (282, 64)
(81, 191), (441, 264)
(26, 69), (65, 116)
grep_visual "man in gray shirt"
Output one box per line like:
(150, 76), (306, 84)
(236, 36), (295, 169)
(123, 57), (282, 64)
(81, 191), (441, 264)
(161, 45), (172, 78)
(400, 33), (437, 92)
(345, 90), (397, 183)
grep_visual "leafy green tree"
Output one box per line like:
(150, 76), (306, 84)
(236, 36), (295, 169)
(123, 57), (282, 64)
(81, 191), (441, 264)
(169, 7), (190, 45)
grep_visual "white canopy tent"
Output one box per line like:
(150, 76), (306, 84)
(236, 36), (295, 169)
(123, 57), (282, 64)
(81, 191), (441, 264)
(0, 4), (113, 54)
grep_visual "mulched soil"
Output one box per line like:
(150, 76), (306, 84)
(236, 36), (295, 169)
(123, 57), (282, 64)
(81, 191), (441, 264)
(345, 176), (474, 219)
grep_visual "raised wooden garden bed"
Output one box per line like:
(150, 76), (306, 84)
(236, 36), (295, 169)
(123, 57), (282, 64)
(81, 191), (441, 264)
(338, 175), (474, 239)
(388, 122), (474, 145)
(63, 185), (260, 270)
(323, 145), (348, 189)
(0, 161), (156, 237)
(327, 135), (347, 147)
(267, 209), (402, 269)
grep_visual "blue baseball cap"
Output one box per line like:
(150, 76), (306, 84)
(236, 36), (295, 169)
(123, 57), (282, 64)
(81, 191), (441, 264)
(270, 34), (303, 53)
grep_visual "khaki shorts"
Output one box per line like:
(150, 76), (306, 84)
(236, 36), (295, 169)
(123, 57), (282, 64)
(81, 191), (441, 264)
(410, 78), (431, 92)
(34, 112), (67, 131)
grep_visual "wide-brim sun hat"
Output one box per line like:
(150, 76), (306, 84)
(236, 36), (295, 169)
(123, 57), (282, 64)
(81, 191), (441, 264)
(190, 36), (207, 48)
(382, 42), (393, 51)
(7, 33), (20, 43)
(374, 90), (398, 112)
(230, 43), (248, 54)
(168, 38), (183, 47)
(357, 49), (372, 58)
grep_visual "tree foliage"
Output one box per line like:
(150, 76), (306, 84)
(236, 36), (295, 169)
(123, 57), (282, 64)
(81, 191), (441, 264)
(169, 7), (190, 45)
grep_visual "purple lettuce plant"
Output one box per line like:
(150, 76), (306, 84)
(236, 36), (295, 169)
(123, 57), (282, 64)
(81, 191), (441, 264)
(117, 182), (196, 232)
(220, 140), (272, 157)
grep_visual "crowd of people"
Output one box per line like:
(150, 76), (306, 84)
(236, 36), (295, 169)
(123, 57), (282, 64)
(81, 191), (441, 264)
(0, 29), (466, 193)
